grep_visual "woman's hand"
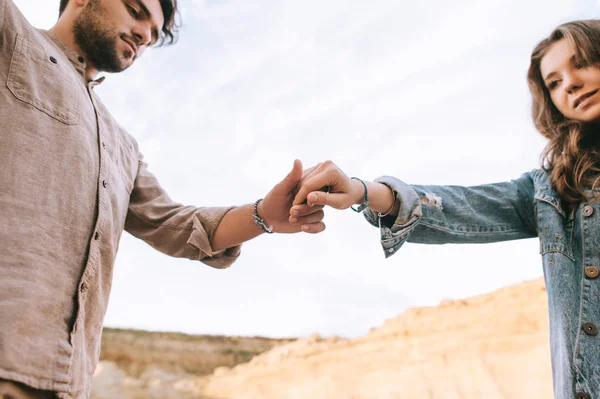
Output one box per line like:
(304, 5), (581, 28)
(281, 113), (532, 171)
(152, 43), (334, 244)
(289, 161), (399, 229)
(291, 161), (365, 210)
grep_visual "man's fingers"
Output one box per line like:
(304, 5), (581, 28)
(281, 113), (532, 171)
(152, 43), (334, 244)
(301, 221), (326, 234)
(289, 204), (324, 219)
(291, 210), (324, 226)
(289, 159), (303, 183)
(277, 159), (303, 193)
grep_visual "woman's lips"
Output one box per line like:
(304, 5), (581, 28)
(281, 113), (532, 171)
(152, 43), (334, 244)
(574, 89), (598, 109)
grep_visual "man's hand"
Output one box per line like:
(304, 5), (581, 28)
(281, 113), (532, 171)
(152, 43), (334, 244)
(259, 159), (326, 234)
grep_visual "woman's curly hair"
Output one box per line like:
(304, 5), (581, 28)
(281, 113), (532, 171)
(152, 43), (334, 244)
(528, 20), (600, 206)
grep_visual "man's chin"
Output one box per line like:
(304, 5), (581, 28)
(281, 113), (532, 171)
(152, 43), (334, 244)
(117, 61), (134, 72)
(99, 60), (133, 74)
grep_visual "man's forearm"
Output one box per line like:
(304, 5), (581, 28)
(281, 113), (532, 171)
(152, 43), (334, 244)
(210, 204), (264, 252)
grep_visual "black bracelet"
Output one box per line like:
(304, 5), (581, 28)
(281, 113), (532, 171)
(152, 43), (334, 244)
(350, 177), (370, 213)
(252, 199), (273, 234)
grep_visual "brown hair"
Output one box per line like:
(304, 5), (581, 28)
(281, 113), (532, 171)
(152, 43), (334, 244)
(59, 0), (180, 45)
(528, 20), (600, 205)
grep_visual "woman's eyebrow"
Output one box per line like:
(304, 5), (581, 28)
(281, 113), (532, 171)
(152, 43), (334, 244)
(544, 55), (577, 82)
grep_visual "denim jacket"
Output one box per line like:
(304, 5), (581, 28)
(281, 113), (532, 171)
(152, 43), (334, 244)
(364, 169), (599, 399)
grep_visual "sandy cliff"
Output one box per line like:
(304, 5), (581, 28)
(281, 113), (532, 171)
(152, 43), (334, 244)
(92, 278), (551, 399)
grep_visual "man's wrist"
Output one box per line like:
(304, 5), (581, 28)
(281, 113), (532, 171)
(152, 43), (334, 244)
(257, 200), (265, 220)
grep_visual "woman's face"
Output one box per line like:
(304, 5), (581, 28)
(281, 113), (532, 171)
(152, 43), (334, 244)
(541, 39), (600, 123)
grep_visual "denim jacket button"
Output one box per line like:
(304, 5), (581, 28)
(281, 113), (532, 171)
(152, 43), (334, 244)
(585, 266), (599, 279)
(583, 205), (594, 217)
(583, 322), (598, 336)
(576, 392), (590, 399)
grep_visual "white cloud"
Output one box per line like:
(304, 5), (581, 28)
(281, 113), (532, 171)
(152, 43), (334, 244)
(12, 0), (595, 338)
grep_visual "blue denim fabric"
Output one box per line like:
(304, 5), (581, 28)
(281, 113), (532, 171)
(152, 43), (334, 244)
(363, 169), (599, 399)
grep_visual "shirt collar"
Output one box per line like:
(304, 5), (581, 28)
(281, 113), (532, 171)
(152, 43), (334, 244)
(39, 29), (105, 86)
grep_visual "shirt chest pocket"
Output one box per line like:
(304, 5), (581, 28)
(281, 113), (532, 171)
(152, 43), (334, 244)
(116, 139), (137, 195)
(7, 33), (81, 125)
(534, 193), (575, 261)
(104, 127), (138, 196)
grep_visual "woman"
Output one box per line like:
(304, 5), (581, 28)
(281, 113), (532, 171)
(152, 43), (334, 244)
(289, 20), (600, 399)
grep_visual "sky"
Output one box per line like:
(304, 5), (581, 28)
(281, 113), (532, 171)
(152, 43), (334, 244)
(13, 0), (600, 338)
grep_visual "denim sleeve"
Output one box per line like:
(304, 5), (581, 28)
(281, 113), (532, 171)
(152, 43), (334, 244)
(363, 171), (537, 258)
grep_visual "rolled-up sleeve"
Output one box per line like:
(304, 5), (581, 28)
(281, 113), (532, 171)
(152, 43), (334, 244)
(125, 157), (241, 269)
(363, 172), (538, 258)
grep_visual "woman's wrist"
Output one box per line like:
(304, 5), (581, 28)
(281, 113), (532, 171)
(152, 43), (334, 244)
(350, 178), (367, 205)
(365, 181), (397, 215)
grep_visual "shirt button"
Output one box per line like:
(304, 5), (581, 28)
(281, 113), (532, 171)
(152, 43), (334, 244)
(585, 266), (599, 279)
(583, 322), (598, 335)
(583, 205), (594, 217)
(94, 232), (100, 240)
(80, 283), (87, 292)
(49, 56), (57, 64)
(78, 56), (85, 63)
(102, 180), (108, 188)
(388, 248), (395, 253)
(576, 393), (590, 399)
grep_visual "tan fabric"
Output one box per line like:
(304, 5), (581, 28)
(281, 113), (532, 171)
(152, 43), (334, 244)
(0, 1), (241, 398)
(0, 380), (55, 399)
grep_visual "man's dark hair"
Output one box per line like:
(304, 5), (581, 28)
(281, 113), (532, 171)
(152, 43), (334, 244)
(59, 0), (180, 45)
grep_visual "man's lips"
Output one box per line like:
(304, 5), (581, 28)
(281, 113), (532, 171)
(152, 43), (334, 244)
(574, 89), (598, 109)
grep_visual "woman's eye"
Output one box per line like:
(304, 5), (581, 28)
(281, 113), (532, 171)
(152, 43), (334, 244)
(548, 81), (558, 90)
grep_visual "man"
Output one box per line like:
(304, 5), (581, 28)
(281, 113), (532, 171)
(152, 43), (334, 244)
(0, 0), (325, 397)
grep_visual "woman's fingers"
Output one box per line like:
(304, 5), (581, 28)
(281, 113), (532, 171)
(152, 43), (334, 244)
(293, 172), (338, 205)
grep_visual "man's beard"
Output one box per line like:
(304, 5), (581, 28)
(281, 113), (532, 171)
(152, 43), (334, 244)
(73, 0), (129, 73)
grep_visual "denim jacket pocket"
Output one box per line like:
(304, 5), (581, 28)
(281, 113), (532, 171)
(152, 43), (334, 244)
(534, 193), (574, 261)
(7, 33), (81, 125)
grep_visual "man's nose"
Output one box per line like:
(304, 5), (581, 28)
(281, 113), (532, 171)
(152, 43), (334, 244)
(132, 24), (152, 47)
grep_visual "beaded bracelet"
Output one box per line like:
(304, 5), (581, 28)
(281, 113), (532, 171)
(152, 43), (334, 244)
(252, 199), (273, 234)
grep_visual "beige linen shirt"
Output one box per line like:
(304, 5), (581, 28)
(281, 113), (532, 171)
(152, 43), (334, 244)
(0, 1), (241, 398)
